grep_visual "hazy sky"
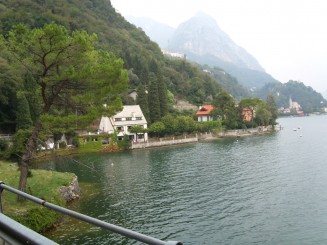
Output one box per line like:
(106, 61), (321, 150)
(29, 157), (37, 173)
(111, 0), (327, 93)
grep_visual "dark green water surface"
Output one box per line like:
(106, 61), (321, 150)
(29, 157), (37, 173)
(37, 115), (327, 244)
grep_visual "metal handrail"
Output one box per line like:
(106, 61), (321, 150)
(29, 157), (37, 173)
(0, 212), (58, 245)
(0, 182), (183, 245)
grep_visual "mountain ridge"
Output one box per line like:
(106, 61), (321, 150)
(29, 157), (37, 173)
(125, 15), (175, 48)
(169, 12), (265, 72)
(127, 12), (278, 90)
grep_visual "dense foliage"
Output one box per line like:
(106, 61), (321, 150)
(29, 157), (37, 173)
(256, 80), (327, 113)
(2, 22), (128, 193)
(201, 65), (251, 100)
(0, 0), (228, 131)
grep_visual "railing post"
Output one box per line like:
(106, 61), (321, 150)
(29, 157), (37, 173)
(0, 181), (4, 213)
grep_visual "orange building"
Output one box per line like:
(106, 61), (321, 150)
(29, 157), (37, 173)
(196, 105), (214, 122)
(242, 107), (254, 122)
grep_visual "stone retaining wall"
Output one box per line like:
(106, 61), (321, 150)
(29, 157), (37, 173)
(131, 126), (274, 149)
(131, 137), (198, 149)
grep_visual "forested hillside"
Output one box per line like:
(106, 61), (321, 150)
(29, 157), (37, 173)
(1, 0), (325, 134)
(255, 80), (327, 113)
(0, 0), (230, 131)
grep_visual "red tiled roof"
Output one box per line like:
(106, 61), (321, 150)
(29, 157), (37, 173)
(196, 105), (214, 116)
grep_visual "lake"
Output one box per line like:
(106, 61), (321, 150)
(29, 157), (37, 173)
(38, 115), (327, 244)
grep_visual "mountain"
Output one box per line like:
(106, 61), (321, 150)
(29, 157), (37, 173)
(0, 0), (232, 113)
(0, 0), (324, 114)
(169, 12), (263, 71)
(125, 16), (175, 48)
(167, 12), (278, 89)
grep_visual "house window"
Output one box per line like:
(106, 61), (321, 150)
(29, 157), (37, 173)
(126, 117), (132, 121)
(136, 117), (142, 120)
(127, 126), (132, 131)
(115, 118), (122, 121)
(116, 126), (123, 131)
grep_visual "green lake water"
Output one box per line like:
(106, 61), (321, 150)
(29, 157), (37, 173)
(37, 115), (327, 244)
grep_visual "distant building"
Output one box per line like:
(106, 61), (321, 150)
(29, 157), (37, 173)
(242, 107), (254, 122)
(161, 49), (185, 59)
(289, 97), (301, 110)
(99, 105), (148, 141)
(128, 89), (138, 101)
(196, 105), (214, 122)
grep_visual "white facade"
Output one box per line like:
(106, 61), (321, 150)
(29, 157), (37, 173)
(197, 115), (213, 122)
(161, 49), (185, 59)
(99, 105), (148, 142)
(289, 97), (301, 110)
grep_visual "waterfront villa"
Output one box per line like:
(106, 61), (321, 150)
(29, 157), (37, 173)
(196, 105), (214, 122)
(196, 105), (255, 122)
(98, 105), (148, 142)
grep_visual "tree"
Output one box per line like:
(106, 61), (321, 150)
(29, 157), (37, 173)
(238, 98), (263, 123)
(157, 74), (168, 117)
(15, 91), (33, 130)
(223, 106), (241, 129)
(136, 84), (149, 122)
(23, 73), (42, 123)
(5, 23), (128, 196)
(129, 125), (146, 142)
(0, 38), (21, 132)
(161, 114), (177, 135)
(175, 116), (197, 134)
(212, 91), (235, 121)
(266, 95), (278, 125)
(148, 121), (165, 137)
(255, 105), (272, 126)
(148, 73), (161, 123)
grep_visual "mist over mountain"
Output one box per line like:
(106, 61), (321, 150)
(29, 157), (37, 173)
(1, 0), (324, 112)
(128, 12), (278, 90)
(126, 16), (175, 48)
(169, 13), (263, 71)
(168, 12), (279, 89)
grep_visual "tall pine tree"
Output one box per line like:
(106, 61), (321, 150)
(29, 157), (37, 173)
(157, 74), (168, 117)
(16, 91), (33, 130)
(148, 73), (161, 123)
(23, 73), (41, 123)
(136, 84), (150, 123)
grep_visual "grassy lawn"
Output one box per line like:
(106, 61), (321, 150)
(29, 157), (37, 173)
(76, 140), (103, 154)
(0, 160), (75, 232)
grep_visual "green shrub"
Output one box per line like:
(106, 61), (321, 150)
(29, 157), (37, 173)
(0, 139), (9, 151)
(117, 134), (131, 150)
(58, 141), (67, 149)
(71, 136), (80, 148)
(13, 207), (60, 232)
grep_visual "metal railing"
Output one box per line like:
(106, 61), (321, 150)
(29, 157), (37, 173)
(0, 134), (12, 140)
(0, 182), (183, 245)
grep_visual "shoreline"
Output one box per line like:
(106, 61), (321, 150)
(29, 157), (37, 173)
(131, 125), (277, 149)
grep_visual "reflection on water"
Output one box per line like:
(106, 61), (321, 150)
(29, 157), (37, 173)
(38, 115), (327, 244)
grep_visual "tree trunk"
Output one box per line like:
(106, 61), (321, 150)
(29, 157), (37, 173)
(17, 122), (42, 201)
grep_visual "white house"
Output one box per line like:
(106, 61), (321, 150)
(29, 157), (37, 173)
(99, 105), (148, 142)
(196, 105), (214, 122)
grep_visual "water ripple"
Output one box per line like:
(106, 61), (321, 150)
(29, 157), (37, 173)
(41, 115), (327, 244)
